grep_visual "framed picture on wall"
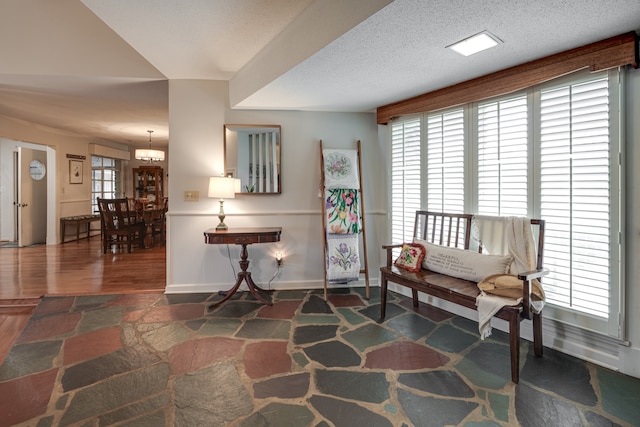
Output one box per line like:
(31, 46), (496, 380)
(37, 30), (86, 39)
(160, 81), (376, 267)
(69, 159), (83, 184)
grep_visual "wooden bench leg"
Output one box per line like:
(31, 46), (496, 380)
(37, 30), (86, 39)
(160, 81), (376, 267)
(533, 312), (543, 357)
(76, 219), (83, 243)
(412, 289), (419, 308)
(380, 276), (388, 320)
(509, 313), (520, 384)
(78, 218), (91, 241)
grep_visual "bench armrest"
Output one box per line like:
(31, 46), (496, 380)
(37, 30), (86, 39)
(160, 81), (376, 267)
(382, 244), (403, 267)
(382, 244), (403, 250)
(518, 268), (549, 319)
(517, 268), (549, 282)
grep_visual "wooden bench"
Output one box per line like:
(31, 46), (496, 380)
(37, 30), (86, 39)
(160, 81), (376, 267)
(380, 211), (547, 383)
(60, 214), (101, 243)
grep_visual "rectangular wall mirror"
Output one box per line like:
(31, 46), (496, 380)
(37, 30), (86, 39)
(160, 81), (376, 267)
(224, 124), (281, 194)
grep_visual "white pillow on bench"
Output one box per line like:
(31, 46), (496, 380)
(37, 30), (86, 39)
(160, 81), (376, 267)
(414, 239), (512, 283)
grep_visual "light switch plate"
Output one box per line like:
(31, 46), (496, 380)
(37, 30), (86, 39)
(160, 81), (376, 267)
(184, 190), (199, 202)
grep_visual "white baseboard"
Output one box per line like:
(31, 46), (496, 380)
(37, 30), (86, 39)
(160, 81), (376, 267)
(619, 346), (640, 378)
(165, 278), (379, 294)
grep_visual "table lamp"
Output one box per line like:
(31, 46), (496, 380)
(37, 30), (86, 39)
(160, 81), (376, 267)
(208, 176), (238, 230)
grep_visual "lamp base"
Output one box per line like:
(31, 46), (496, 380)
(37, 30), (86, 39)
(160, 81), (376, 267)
(216, 200), (228, 230)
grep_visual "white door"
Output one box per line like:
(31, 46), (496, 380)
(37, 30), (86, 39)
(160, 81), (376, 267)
(17, 147), (47, 247)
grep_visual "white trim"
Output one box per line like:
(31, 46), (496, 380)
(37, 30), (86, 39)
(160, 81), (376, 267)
(167, 210), (387, 217)
(46, 146), (56, 245)
(60, 198), (92, 204)
(165, 278), (378, 294)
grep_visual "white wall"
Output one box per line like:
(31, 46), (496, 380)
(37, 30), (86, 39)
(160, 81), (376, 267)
(165, 80), (385, 294)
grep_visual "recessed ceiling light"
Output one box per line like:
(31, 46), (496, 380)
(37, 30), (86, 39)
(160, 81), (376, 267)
(447, 31), (501, 56)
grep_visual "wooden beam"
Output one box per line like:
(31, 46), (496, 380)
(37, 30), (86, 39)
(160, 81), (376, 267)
(377, 32), (639, 124)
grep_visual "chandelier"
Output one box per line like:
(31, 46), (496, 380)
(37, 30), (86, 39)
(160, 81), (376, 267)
(135, 130), (165, 162)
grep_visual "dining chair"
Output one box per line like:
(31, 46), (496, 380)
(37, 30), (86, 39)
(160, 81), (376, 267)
(97, 197), (145, 253)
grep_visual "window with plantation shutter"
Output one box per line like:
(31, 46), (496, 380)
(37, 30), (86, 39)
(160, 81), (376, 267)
(388, 68), (622, 338)
(539, 75), (615, 323)
(390, 118), (421, 247)
(477, 95), (528, 216)
(426, 109), (465, 213)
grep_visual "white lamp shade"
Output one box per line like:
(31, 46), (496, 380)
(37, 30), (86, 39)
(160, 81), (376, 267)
(208, 176), (238, 199)
(135, 148), (165, 161)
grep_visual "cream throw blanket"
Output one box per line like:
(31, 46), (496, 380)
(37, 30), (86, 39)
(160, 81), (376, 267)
(472, 215), (543, 339)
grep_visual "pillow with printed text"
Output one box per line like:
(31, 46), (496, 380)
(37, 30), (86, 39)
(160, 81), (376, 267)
(414, 239), (512, 282)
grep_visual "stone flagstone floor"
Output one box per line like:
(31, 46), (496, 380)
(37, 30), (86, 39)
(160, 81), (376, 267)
(0, 287), (639, 426)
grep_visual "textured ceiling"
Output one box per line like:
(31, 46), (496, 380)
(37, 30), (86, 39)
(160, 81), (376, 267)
(0, 0), (639, 147)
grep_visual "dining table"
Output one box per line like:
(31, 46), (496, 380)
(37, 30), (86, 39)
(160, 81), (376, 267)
(139, 206), (165, 248)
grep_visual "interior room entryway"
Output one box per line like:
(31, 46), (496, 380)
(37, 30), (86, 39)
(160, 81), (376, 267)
(0, 139), (55, 247)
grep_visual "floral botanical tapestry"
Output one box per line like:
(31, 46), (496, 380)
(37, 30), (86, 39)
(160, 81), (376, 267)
(325, 234), (361, 283)
(323, 149), (360, 189)
(325, 189), (360, 234)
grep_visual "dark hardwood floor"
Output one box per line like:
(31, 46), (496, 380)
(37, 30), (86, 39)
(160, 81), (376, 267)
(0, 237), (166, 364)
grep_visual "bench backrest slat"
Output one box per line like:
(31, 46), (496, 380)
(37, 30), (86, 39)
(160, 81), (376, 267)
(416, 211), (472, 250)
(413, 211), (544, 271)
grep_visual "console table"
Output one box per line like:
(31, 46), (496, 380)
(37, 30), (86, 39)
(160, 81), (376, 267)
(204, 227), (282, 306)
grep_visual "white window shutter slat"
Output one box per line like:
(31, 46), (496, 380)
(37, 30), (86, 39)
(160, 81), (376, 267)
(540, 76), (611, 317)
(477, 95), (528, 217)
(426, 110), (465, 214)
(391, 119), (421, 247)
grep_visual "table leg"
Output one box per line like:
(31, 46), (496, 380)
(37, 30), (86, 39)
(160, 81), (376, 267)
(244, 272), (272, 305)
(143, 220), (153, 248)
(207, 274), (245, 307)
(207, 242), (273, 308)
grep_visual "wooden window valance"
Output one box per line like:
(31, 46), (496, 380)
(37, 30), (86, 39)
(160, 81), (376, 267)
(377, 31), (638, 124)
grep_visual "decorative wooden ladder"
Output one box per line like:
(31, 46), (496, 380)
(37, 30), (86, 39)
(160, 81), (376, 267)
(319, 140), (370, 300)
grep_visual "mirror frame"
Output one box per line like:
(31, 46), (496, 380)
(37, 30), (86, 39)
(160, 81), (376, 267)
(224, 124), (281, 195)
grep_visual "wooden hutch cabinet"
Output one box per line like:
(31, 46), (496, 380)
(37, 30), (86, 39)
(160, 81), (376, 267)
(133, 166), (163, 203)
